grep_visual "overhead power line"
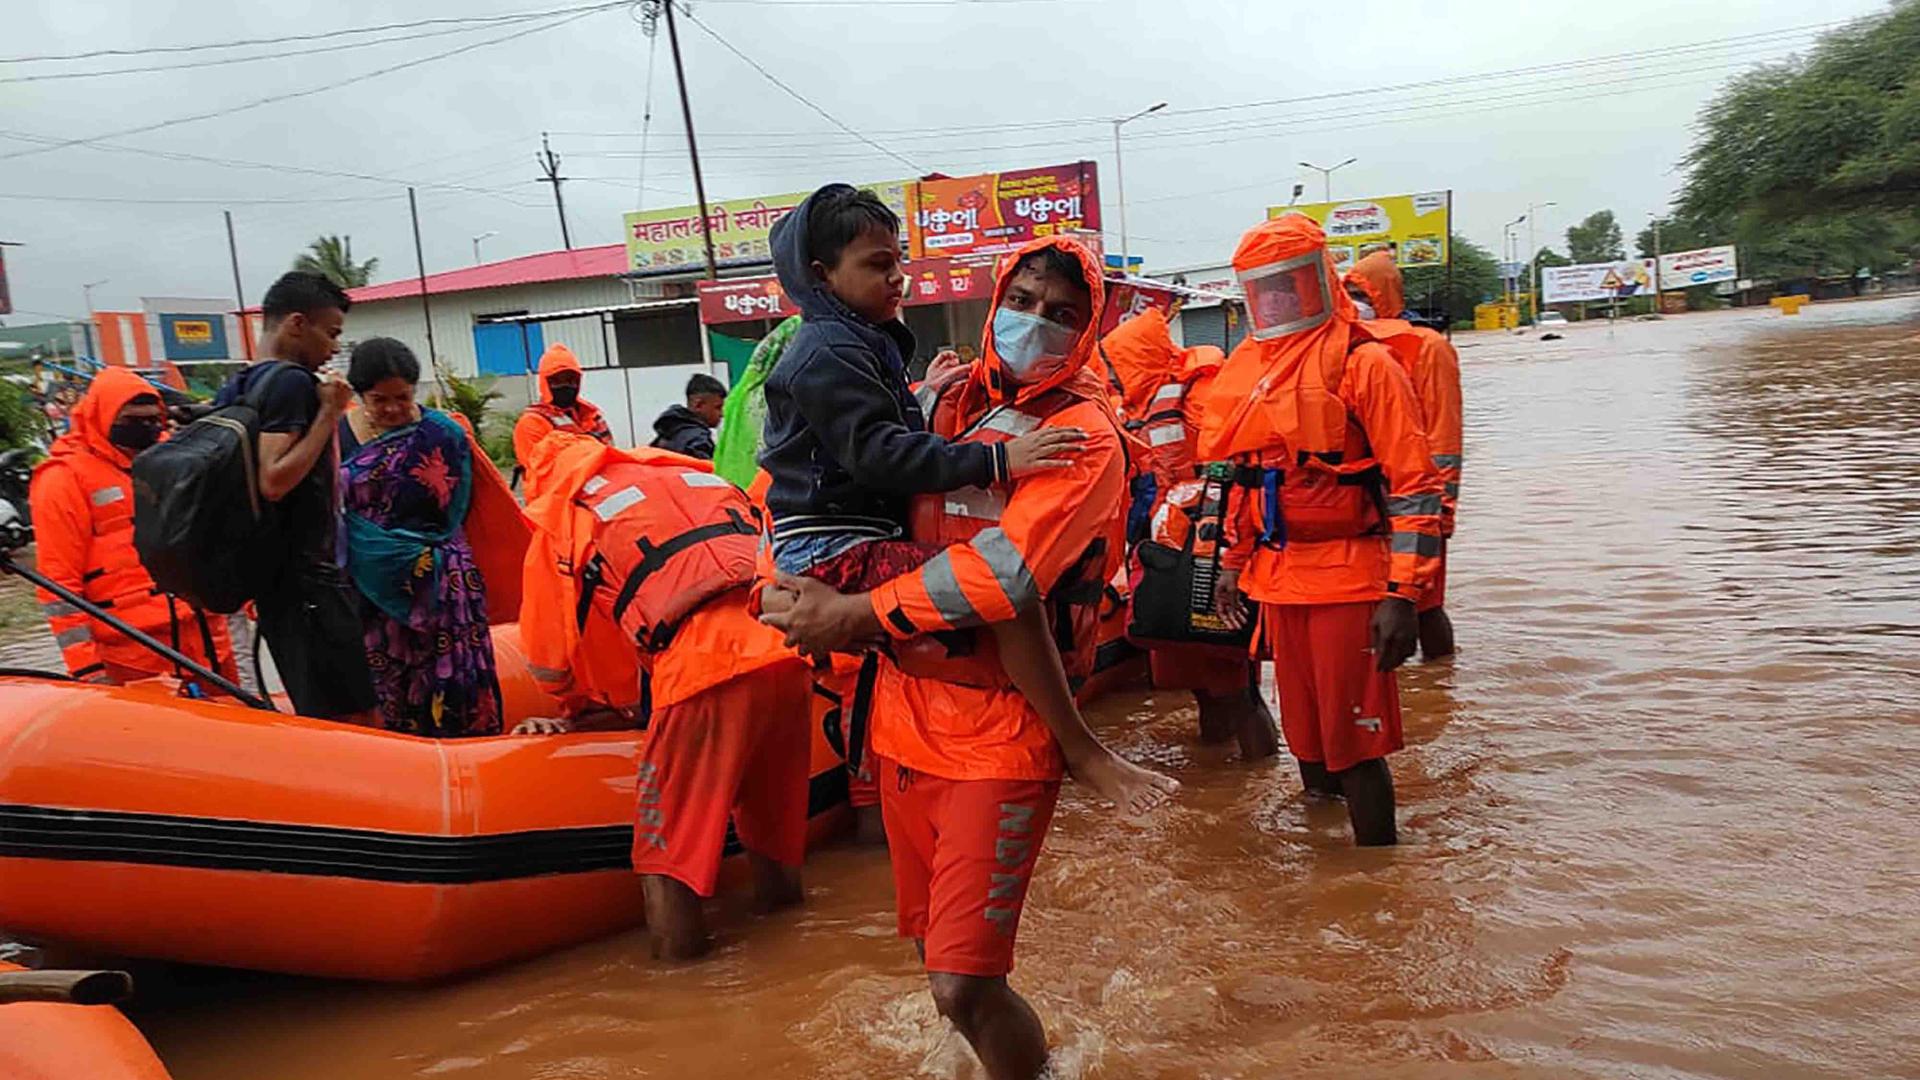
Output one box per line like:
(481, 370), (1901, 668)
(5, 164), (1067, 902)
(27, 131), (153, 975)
(0, 16), (566, 84)
(0, 191), (408, 205)
(0, 0), (632, 64)
(0, 11), (603, 162)
(677, 6), (923, 173)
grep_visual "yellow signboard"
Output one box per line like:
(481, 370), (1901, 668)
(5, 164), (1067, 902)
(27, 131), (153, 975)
(171, 319), (214, 344)
(1268, 190), (1450, 274)
(624, 180), (910, 273)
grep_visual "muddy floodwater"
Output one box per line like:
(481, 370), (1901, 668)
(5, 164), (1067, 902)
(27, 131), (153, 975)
(128, 297), (1920, 1079)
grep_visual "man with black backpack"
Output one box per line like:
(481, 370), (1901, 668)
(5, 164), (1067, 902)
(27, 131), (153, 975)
(214, 272), (373, 719)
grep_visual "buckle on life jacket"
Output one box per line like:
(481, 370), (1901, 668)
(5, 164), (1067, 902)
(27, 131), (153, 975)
(574, 554), (607, 633)
(1259, 468), (1286, 550)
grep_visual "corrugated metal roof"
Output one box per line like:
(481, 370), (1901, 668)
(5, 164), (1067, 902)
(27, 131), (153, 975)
(349, 243), (629, 304)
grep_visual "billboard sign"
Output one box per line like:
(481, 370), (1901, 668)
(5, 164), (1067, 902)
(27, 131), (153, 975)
(625, 179), (910, 274)
(1657, 245), (1737, 289)
(1271, 191), (1450, 273)
(159, 313), (230, 361)
(910, 162), (1101, 260)
(695, 277), (799, 324)
(1541, 258), (1656, 304)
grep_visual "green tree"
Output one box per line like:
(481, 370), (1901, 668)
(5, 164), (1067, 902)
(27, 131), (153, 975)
(292, 235), (379, 288)
(439, 371), (503, 433)
(1533, 247), (1572, 269)
(0, 378), (48, 451)
(1565, 211), (1624, 263)
(1403, 236), (1500, 327)
(1634, 217), (1719, 259)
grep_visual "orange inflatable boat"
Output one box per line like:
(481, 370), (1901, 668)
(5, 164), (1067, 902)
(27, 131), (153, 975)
(0, 626), (851, 983)
(0, 963), (171, 1080)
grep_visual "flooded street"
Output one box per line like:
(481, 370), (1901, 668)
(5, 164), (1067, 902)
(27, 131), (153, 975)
(131, 298), (1920, 1079)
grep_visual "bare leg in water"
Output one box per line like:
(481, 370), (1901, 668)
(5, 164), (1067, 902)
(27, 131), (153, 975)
(644, 853), (800, 960)
(1334, 757), (1397, 846)
(928, 972), (1050, 1080)
(1419, 607), (1455, 660)
(990, 605), (1178, 816)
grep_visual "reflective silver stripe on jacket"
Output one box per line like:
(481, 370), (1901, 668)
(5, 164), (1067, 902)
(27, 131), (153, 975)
(40, 600), (80, 618)
(1151, 383), (1185, 405)
(54, 626), (93, 649)
(591, 486), (646, 521)
(973, 407), (1043, 439)
(918, 551), (980, 627)
(90, 486), (126, 507)
(972, 527), (1038, 611)
(1147, 423), (1185, 447)
(1386, 493), (1444, 518)
(1390, 532), (1444, 557)
(944, 486), (1006, 522)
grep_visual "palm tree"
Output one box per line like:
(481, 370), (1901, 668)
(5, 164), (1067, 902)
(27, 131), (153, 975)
(292, 235), (379, 288)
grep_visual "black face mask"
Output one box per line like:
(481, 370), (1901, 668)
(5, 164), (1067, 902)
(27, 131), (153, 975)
(108, 417), (164, 453)
(549, 385), (579, 409)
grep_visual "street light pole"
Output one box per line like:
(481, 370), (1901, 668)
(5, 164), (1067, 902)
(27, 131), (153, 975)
(1503, 214), (1527, 314)
(81, 278), (107, 360)
(1112, 100), (1166, 275)
(1525, 200), (1556, 323)
(1298, 157), (1357, 203)
(471, 231), (498, 265)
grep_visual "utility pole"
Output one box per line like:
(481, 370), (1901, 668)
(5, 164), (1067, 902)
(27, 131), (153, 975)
(658, 0), (719, 280)
(1651, 215), (1664, 310)
(407, 187), (440, 379)
(537, 132), (573, 251)
(223, 210), (254, 360)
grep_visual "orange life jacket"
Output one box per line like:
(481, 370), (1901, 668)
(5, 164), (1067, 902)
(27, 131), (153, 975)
(894, 377), (1108, 688)
(571, 460), (760, 651)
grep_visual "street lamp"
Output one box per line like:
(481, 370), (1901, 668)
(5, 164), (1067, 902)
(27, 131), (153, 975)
(1502, 216), (1527, 309)
(1112, 100), (1167, 274)
(1298, 157), (1356, 203)
(81, 279), (108, 359)
(471, 231), (498, 265)
(1525, 201), (1556, 322)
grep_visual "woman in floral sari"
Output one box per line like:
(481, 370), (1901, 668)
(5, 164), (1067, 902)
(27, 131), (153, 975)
(339, 338), (502, 737)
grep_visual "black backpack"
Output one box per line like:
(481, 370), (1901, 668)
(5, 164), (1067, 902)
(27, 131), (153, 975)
(1126, 466), (1255, 650)
(132, 362), (301, 614)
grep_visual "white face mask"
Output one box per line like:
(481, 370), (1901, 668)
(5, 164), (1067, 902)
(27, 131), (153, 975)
(992, 307), (1078, 383)
(1352, 298), (1376, 320)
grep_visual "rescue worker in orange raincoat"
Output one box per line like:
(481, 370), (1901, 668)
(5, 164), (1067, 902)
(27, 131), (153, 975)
(1344, 249), (1463, 659)
(515, 430), (809, 961)
(29, 367), (236, 687)
(512, 344), (612, 501)
(1099, 307), (1278, 757)
(762, 237), (1176, 1080)
(1198, 215), (1446, 847)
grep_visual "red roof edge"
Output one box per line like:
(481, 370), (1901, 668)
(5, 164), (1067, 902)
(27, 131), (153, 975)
(346, 243), (628, 304)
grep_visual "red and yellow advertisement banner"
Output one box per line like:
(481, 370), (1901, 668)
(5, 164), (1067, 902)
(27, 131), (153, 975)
(910, 162), (1101, 260)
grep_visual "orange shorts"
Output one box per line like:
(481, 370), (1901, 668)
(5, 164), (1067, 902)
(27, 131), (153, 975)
(1148, 643), (1250, 694)
(876, 756), (1059, 978)
(632, 659), (812, 896)
(1263, 602), (1403, 773)
(1418, 544), (1448, 613)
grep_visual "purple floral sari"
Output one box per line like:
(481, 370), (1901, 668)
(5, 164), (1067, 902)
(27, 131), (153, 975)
(340, 408), (502, 737)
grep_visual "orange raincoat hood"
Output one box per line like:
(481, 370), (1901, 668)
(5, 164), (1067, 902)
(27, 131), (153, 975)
(1097, 306), (1180, 417)
(1194, 214), (1363, 462)
(1344, 250), (1406, 319)
(535, 343), (584, 405)
(973, 236), (1109, 408)
(48, 367), (161, 471)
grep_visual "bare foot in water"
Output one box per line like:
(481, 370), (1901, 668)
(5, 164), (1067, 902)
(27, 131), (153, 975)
(1069, 749), (1180, 816)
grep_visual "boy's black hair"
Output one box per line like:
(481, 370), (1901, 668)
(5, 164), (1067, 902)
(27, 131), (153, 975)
(805, 185), (900, 269)
(261, 271), (351, 324)
(346, 337), (420, 393)
(685, 372), (727, 400)
(1010, 246), (1091, 299)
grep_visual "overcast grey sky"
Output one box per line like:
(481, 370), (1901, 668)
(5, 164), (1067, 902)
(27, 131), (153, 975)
(0, 0), (1890, 322)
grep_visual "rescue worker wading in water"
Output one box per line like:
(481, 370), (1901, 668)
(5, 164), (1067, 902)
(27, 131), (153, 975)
(513, 343), (611, 501)
(762, 237), (1161, 1080)
(515, 431), (810, 960)
(29, 367), (237, 687)
(1344, 249), (1464, 660)
(1199, 215), (1446, 847)
(1099, 306), (1279, 758)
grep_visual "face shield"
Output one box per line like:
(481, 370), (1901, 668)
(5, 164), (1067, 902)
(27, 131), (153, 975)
(1237, 250), (1332, 340)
